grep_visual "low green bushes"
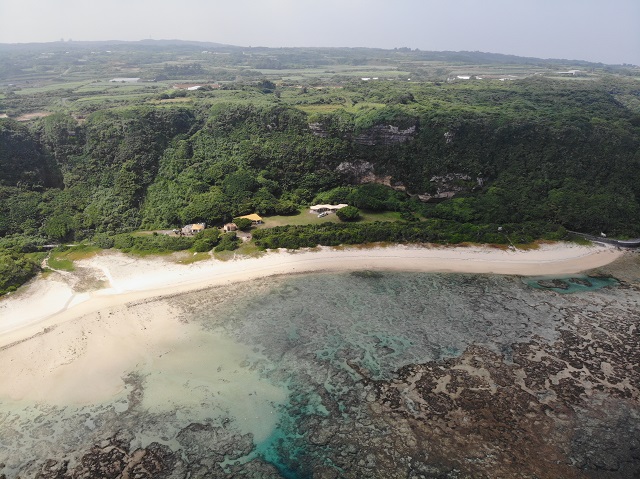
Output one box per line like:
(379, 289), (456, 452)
(214, 232), (240, 252)
(0, 252), (40, 295)
(193, 228), (222, 252)
(336, 206), (361, 222)
(252, 220), (565, 250)
(112, 233), (195, 253)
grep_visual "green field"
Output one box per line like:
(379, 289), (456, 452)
(14, 80), (91, 94)
(2, 41), (635, 118)
(259, 209), (404, 229)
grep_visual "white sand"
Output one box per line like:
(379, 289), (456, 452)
(0, 242), (624, 417)
(0, 242), (623, 345)
(0, 296), (286, 442)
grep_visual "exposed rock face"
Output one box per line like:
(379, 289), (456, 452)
(353, 125), (416, 146)
(335, 160), (395, 187)
(335, 160), (412, 192)
(444, 131), (454, 144)
(333, 162), (484, 202)
(417, 191), (456, 202)
(308, 122), (328, 138)
(309, 123), (416, 145)
(418, 173), (483, 203)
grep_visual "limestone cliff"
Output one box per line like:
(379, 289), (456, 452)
(309, 122), (417, 145)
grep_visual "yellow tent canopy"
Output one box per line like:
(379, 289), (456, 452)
(238, 214), (263, 223)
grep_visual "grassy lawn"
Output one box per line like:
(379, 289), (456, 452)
(359, 211), (404, 222)
(336, 70), (411, 78)
(75, 82), (158, 93)
(15, 80), (91, 94)
(173, 251), (211, 264)
(75, 92), (154, 103)
(258, 209), (403, 229)
(295, 104), (346, 114)
(62, 245), (102, 260)
(47, 245), (101, 271)
(259, 210), (340, 228)
(148, 98), (193, 104)
(48, 253), (74, 271)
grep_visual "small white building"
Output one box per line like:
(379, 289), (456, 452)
(558, 70), (581, 76)
(182, 222), (206, 235)
(310, 204), (348, 214)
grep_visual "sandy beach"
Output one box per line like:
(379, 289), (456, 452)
(0, 242), (624, 405)
(0, 242), (623, 346)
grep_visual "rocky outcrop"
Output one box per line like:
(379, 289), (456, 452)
(336, 161), (386, 185)
(309, 123), (417, 145)
(418, 173), (484, 203)
(308, 122), (329, 138)
(353, 125), (416, 146)
(333, 163), (484, 202)
(335, 160), (407, 191)
(36, 434), (177, 479)
(28, 424), (260, 479)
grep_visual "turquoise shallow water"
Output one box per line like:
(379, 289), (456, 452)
(194, 271), (567, 377)
(523, 275), (618, 293)
(182, 270), (594, 474)
(0, 270), (627, 477)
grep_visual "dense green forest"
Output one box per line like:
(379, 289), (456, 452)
(1, 42), (639, 294)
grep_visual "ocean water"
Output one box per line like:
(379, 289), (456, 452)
(177, 271), (604, 475)
(0, 270), (630, 478)
(523, 274), (619, 293)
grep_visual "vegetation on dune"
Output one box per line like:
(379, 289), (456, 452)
(252, 220), (565, 250)
(0, 252), (41, 294)
(0, 41), (639, 293)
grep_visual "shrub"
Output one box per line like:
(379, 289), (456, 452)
(233, 217), (253, 231)
(0, 253), (40, 295)
(336, 206), (361, 222)
(214, 232), (240, 252)
(113, 233), (194, 253)
(93, 234), (115, 249)
(192, 228), (221, 252)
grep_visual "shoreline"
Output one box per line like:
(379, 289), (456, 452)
(0, 242), (625, 347)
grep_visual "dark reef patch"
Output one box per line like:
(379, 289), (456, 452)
(2, 271), (639, 478)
